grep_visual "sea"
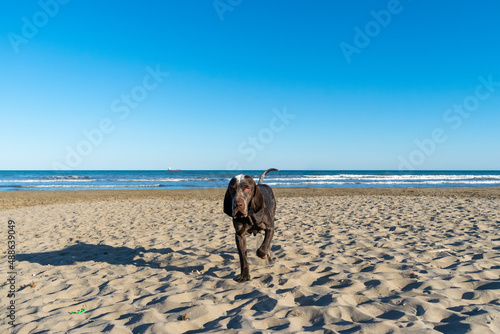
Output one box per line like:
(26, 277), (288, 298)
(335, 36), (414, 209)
(0, 170), (499, 191)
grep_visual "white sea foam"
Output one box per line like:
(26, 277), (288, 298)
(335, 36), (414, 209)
(2, 171), (499, 191)
(272, 174), (500, 182)
(116, 178), (185, 182)
(17, 184), (164, 189)
(0, 179), (95, 183)
(268, 179), (500, 186)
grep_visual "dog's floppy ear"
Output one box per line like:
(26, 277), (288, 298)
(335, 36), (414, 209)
(250, 184), (265, 213)
(223, 188), (233, 216)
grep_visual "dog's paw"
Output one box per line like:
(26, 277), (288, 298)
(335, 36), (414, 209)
(235, 274), (251, 282)
(256, 248), (269, 259)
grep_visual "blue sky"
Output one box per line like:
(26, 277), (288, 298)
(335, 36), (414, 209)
(1, 0), (499, 170)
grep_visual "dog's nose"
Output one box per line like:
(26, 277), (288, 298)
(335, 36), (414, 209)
(235, 199), (244, 209)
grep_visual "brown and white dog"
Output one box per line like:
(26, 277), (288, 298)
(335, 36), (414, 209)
(224, 168), (278, 282)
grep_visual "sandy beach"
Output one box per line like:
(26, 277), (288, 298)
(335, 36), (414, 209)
(1, 188), (500, 333)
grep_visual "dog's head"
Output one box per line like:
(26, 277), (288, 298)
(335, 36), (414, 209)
(223, 174), (265, 218)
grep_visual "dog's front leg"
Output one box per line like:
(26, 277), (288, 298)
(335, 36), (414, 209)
(256, 227), (274, 261)
(235, 232), (250, 281)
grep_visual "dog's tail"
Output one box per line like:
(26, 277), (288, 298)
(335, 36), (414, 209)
(258, 168), (279, 185)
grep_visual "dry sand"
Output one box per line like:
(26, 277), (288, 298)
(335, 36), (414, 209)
(1, 188), (500, 333)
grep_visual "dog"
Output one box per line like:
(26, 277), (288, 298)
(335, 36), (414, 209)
(224, 168), (278, 282)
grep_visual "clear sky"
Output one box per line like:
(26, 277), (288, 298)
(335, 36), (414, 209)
(1, 0), (499, 170)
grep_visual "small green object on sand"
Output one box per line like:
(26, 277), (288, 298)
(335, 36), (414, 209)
(70, 308), (86, 314)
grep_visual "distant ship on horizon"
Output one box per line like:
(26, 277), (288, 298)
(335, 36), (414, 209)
(168, 167), (182, 171)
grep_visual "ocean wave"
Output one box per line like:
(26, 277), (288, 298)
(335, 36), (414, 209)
(268, 180), (500, 186)
(41, 175), (94, 180)
(0, 179), (95, 183)
(294, 174), (500, 181)
(2, 171), (499, 191)
(271, 177), (315, 181)
(16, 184), (165, 189)
(116, 178), (185, 182)
(115, 177), (218, 182)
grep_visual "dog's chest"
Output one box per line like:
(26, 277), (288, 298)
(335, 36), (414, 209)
(247, 223), (263, 236)
(234, 215), (264, 236)
(248, 214), (267, 234)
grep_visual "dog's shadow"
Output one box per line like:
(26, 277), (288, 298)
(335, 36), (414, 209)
(16, 242), (227, 276)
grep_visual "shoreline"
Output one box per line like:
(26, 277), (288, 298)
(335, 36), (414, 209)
(1, 187), (500, 210)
